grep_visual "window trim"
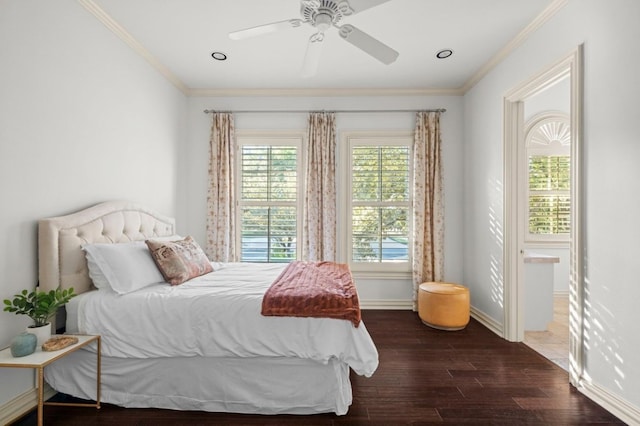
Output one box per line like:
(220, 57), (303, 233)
(235, 130), (305, 262)
(341, 131), (414, 275)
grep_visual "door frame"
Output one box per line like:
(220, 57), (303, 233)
(503, 45), (583, 386)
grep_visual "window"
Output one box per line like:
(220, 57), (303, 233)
(345, 132), (412, 273)
(525, 113), (571, 241)
(235, 130), (413, 275)
(236, 133), (303, 262)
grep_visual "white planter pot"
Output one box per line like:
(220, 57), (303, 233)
(27, 323), (52, 347)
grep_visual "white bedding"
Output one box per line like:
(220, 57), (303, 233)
(45, 350), (353, 414)
(71, 262), (378, 377)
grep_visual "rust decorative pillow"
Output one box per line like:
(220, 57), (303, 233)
(145, 236), (213, 285)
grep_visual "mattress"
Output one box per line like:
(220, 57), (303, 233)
(67, 262), (378, 376)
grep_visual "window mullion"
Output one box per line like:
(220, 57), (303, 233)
(378, 148), (383, 202)
(267, 208), (272, 262)
(267, 147), (272, 203)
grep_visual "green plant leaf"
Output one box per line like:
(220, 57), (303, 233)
(3, 286), (77, 325)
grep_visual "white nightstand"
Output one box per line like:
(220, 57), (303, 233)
(0, 334), (101, 426)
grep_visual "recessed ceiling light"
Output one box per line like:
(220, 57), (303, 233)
(211, 51), (227, 61)
(436, 49), (453, 59)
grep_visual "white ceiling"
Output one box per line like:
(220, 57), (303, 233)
(86, 0), (558, 94)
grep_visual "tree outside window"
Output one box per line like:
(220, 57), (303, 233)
(348, 135), (412, 268)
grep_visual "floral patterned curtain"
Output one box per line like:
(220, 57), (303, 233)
(303, 112), (337, 261)
(206, 112), (236, 262)
(412, 111), (445, 310)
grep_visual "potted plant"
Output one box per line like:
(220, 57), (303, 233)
(3, 287), (76, 345)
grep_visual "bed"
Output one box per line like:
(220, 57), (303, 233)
(38, 200), (378, 415)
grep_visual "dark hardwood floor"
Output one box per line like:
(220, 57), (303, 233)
(12, 310), (625, 425)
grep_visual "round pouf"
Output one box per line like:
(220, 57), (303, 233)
(418, 282), (470, 331)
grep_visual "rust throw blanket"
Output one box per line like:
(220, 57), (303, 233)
(261, 261), (361, 327)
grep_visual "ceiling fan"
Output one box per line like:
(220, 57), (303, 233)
(228, 0), (398, 77)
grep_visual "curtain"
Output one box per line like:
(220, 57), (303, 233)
(303, 112), (337, 261)
(206, 113), (236, 262)
(412, 111), (445, 310)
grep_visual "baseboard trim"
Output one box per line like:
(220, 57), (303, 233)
(360, 299), (414, 310)
(577, 380), (640, 425)
(359, 300), (507, 337)
(469, 306), (504, 338)
(0, 384), (56, 425)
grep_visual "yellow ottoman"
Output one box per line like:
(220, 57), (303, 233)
(418, 282), (470, 330)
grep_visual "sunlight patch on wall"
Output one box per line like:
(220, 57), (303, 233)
(488, 177), (504, 308)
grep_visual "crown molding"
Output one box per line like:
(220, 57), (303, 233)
(187, 87), (464, 97)
(77, 0), (189, 94)
(460, 0), (569, 94)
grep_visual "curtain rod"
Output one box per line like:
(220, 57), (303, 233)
(203, 108), (446, 114)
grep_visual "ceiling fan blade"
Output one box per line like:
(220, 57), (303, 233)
(301, 0), (321, 8)
(301, 33), (325, 77)
(344, 0), (392, 14)
(338, 24), (399, 64)
(229, 19), (303, 40)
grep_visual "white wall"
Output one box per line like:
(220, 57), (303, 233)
(463, 0), (640, 414)
(182, 95), (464, 305)
(0, 0), (186, 407)
(523, 75), (570, 120)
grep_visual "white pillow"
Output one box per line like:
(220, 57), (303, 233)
(83, 241), (166, 294)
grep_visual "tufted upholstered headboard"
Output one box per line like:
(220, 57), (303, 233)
(38, 200), (176, 294)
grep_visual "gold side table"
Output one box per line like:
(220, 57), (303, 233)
(0, 334), (101, 426)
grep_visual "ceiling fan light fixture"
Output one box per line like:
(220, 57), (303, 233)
(436, 49), (453, 59)
(314, 12), (333, 31)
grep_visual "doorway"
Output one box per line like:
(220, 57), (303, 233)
(520, 106), (571, 370)
(503, 46), (583, 386)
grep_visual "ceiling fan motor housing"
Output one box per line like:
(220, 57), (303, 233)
(301, 0), (353, 31)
